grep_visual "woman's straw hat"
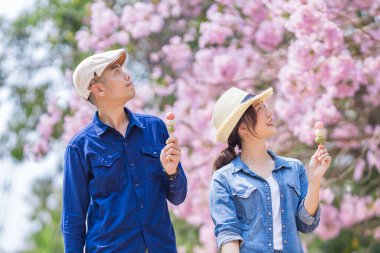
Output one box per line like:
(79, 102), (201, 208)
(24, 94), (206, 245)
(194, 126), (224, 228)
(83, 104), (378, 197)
(212, 87), (274, 143)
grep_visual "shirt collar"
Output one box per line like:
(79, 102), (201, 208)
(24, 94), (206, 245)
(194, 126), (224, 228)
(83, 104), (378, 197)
(231, 150), (291, 174)
(92, 107), (144, 136)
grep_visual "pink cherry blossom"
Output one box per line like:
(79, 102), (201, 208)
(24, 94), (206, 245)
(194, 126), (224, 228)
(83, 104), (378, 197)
(287, 38), (324, 71)
(120, 2), (164, 39)
(255, 21), (284, 51)
(29, 0), (380, 250)
(315, 204), (341, 240)
(75, 30), (92, 52)
(241, 0), (267, 24)
(90, 1), (120, 38)
(289, 5), (325, 37)
(320, 188), (335, 204)
(161, 36), (192, 72)
(374, 226), (380, 240)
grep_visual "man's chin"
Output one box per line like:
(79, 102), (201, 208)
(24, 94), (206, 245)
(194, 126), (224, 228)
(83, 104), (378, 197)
(125, 90), (136, 101)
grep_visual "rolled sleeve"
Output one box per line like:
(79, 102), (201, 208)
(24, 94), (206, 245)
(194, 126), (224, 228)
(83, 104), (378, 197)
(217, 230), (244, 250)
(298, 199), (321, 225)
(296, 162), (321, 233)
(210, 173), (243, 250)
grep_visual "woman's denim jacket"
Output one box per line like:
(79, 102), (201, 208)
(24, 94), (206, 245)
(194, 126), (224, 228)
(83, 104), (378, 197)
(210, 151), (321, 253)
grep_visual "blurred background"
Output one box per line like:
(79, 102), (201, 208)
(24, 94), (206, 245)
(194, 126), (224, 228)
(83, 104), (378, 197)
(0, 0), (379, 252)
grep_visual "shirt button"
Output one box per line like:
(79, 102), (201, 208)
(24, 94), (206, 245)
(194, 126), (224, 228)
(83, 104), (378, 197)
(282, 209), (284, 213)
(269, 227), (272, 231)
(283, 224), (286, 228)
(131, 163), (135, 166)
(140, 204), (144, 208)
(268, 212), (272, 216)
(269, 243), (272, 247)
(135, 183), (139, 187)
(153, 151), (157, 155)
(281, 194), (284, 198)
(267, 197), (270, 200)
(284, 240), (287, 244)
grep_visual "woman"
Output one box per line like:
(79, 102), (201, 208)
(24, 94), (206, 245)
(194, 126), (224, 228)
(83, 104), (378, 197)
(210, 87), (331, 253)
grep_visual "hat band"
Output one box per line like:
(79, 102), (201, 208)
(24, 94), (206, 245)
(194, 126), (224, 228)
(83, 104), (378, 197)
(241, 93), (256, 103)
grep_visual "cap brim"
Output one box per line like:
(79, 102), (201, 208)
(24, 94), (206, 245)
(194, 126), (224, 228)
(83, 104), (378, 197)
(216, 87), (274, 143)
(114, 50), (126, 66)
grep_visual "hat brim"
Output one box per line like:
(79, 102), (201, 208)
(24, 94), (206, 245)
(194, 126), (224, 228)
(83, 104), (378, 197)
(216, 87), (274, 143)
(113, 50), (127, 66)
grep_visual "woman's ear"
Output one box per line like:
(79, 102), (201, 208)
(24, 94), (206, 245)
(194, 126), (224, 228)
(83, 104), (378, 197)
(238, 123), (248, 136)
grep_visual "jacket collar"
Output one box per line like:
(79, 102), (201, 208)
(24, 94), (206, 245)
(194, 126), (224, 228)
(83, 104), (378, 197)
(231, 150), (291, 174)
(92, 107), (144, 136)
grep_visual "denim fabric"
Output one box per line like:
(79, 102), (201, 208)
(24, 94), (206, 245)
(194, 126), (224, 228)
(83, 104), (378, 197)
(210, 151), (320, 253)
(61, 108), (187, 253)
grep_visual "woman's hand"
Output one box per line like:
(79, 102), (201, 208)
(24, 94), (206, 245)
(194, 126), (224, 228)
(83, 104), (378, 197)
(308, 145), (331, 183)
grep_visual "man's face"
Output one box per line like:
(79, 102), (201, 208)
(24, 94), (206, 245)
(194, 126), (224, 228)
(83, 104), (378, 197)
(99, 62), (135, 103)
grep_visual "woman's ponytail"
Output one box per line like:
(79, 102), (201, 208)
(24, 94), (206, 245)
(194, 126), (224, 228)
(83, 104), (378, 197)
(212, 106), (258, 173)
(213, 145), (237, 172)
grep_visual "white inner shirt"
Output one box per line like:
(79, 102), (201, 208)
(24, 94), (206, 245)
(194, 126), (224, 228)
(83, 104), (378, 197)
(266, 174), (283, 250)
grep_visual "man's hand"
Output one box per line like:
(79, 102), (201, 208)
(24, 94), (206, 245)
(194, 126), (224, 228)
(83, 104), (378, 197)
(160, 137), (181, 175)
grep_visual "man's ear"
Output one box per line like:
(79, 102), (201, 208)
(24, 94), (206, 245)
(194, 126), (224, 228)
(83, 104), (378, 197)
(90, 83), (105, 97)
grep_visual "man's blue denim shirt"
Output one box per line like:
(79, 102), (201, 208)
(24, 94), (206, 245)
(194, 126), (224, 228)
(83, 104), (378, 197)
(210, 151), (321, 253)
(61, 108), (187, 253)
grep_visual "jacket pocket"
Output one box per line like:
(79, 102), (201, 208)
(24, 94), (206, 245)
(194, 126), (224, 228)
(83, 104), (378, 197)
(89, 152), (126, 198)
(233, 186), (259, 223)
(287, 183), (301, 213)
(140, 145), (164, 182)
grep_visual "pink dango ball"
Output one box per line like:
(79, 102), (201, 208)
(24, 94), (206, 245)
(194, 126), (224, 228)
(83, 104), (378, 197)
(166, 112), (175, 120)
(314, 121), (324, 129)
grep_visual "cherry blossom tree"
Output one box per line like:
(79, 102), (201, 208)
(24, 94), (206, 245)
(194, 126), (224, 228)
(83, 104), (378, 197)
(30, 0), (380, 251)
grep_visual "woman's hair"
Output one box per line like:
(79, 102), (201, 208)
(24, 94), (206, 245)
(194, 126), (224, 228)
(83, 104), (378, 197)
(213, 105), (258, 172)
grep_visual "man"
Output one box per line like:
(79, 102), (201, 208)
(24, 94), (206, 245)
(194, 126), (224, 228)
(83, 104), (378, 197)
(61, 49), (187, 253)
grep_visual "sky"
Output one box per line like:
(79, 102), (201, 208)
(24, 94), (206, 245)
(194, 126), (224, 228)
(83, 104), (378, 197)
(0, 1), (59, 253)
(0, 1), (34, 19)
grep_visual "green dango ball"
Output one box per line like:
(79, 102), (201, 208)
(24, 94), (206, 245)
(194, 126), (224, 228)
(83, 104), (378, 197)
(168, 125), (175, 133)
(315, 136), (325, 144)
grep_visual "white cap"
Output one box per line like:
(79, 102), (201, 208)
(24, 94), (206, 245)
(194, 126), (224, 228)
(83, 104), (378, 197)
(72, 48), (127, 100)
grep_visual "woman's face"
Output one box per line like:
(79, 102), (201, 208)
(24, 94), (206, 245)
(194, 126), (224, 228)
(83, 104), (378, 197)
(248, 101), (277, 139)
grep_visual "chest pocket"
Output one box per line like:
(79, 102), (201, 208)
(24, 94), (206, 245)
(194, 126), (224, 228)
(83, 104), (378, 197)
(287, 183), (301, 213)
(232, 186), (260, 225)
(140, 145), (164, 183)
(89, 152), (127, 199)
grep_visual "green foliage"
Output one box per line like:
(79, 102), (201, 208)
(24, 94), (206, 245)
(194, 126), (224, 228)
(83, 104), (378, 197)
(6, 85), (48, 161)
(1, 0), (92, 161)
(19, 175), (63, 253)
(309, 229), (380, 253)
(1, 0), (91, 251)
(170, 212), (201, 252)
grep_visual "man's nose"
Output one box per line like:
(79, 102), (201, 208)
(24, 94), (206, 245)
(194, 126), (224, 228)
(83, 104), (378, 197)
(123, 72), (130, 81)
